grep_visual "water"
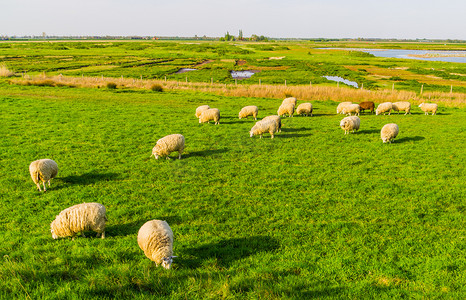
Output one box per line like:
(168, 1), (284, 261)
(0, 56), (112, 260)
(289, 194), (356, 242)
(231, 70), (258, 79)
(323, 76), (359, 88)
(175, 68), (197, 74)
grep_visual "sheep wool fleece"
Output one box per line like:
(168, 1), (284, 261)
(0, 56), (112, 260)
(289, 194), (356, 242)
(138, 220), (174, 266)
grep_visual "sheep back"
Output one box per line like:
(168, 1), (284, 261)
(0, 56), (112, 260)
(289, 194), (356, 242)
(282, 97), (297, 106)
(336, 102), (352, 114)
(392, 102), (411, 114)
(418, 103), (438, 115)
(195, 105), (210, 118)
(342, 104), (361, 116)
(29, 159), (58, 191)
(50, 202), (106, 239)
(238, 105), (259, 120)
(152, 134), (185, 159)
(296, 103), (313, 116)
(381, 123), (399, 143)
(262, 115), (282, 132)
(138, 220), (173, 266)
(199, 108), (220, 124)
(340, 116), (360, 134)
(359, 101), (375, 113)
(250, 119), (279, 138)
(376, 102), (393, 115)
(277, 103), (295, 117)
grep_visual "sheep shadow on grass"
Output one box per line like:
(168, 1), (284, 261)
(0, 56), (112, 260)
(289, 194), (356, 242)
(395, 136), (425, 143)
(185, 148), (229, 158)
(358, 129), (380, 134)
(179, 235), (279, 269)
(60, 172), (120, 186)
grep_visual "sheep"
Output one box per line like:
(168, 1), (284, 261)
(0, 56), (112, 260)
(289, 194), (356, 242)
(340, 116), (360, 134)
(376, 102), (393, 115)
(359, 101), (375, 114)
(199, 108), (220, 124)
(195, 105), (210, 118)
(336, 102), (352, 114)
(296, 103), (313, 116)
(262, 115), (282, 132)
(282, 97), (297, 106)
(238, 105), (259, 120)
(250, 119), (279, 139)
(50, 202), (107, 240)
(151, 134), (185, 160)
(277, 103), (295, 117)
(29, 159), (58, 192)
(392, 101), (411, 115)
(381, 123), (399, 143)
(138, 220), (176, 270)
(418, 103), (438, 115)
(341, 104), (361, 116)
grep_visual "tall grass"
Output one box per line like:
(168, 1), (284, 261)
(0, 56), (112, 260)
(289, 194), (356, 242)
(0, 64), (14, 77)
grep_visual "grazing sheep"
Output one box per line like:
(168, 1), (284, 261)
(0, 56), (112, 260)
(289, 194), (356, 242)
(262, 115), (282, 132)
(50, 202), (107, 240)
(250, 119), (279, 139)
(376, 102), (393, 115)
(138, 220), (176, 270)
(296, 103), (313, 116)
(340, 116), (360, 134)
(152, 134), (185, 160)
(381, 123), (399, 143)
(418, 103), (438, 115)
(392, 101), (411, 115)
(336, 102), (352, 114)
(341, 104), (361, 116)
(29, 159), (58, 192)
(238, 105), (259, 120)
(195, 105), (210, 118)
(199, 108), (220, 124)
(282, 97), (297, 106)
(277, 103), (295, 117)
(359, 101), (375, 114)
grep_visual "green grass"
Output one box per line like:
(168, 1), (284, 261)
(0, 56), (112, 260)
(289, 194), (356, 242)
(0, 81), (464, 299)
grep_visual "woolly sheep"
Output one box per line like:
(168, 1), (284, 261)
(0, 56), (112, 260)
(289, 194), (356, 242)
(238, 105), (259, 120)
(296, 103), (313, 116)
(277, 103), (295, 117)
(341, 103), (361, 116)
(359, 101), (375, 114)
(50, 202), (106, 240)
(138, 220), (176, 270)
(195, 105), (210, 118)
(262, 115), (282, 132)
(381, 123), (399, 143)
(376, 102), (393, 115)
(199, 108), (220, 124)
(336, 102), (352, 114)
(29, 159), (58, 192)
(282, 97), (297, 106)
(250, 119), (279, 139)
(340, 116), (360, 134)
(392, 101), (411, 115)
(152, 134), (185, 160)
(418, 103), (438, 115)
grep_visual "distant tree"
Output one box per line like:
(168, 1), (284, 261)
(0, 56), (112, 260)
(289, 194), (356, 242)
(239, 30), (243, 41)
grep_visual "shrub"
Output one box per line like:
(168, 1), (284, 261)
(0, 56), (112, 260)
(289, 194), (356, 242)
(107, 82), (117, 89)
(150, 84), (163, 92)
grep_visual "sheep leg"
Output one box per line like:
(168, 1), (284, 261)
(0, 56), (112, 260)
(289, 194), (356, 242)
(178, 151), (182, 159)
(42, 182), (47, 192)
(36, 183), (42, 191)
(81, 232), (86, 238)
(101, 231), (105, 239)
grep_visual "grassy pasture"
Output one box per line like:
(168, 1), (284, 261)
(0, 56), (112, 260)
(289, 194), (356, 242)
(0, 81), (464, 299)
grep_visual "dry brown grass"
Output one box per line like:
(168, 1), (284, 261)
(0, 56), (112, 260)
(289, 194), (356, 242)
(0, 64), (14, 77)
(10, 74), (466, 107)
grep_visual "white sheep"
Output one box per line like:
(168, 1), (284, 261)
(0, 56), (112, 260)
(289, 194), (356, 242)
(250, 119), (279, 139)
(29, 159), (58, 192)
(418, 103), (438, 115)
(392, 101), (411, 115)
(296, 103), (313, 116)
(336, 102), (352, 114)
(341, 104), (361, 116)
(238, 105), (259, 120)
(277, 103), (295, 117)
(151, 134), (185, 160)
(376, 102), (393, 115)
(381, 123), (399, 143)
(199, 108), (220, 124)
(262, 115), (282, 132)
(138, 220), (176, 270)
(50, 202), (107, 240)
(282, 97), (297, 106)
(340, 116), (360, 134)
(195, 105), (210, 118)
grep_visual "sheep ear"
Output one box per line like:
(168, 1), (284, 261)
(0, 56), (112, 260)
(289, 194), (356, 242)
(171, 256), (177, 259)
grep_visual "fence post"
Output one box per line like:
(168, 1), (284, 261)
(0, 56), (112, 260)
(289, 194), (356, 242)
(259, 79), (261, 86)
(420, 84), (424, 95)
(186, 76), (188, 83)
(235, 79), (237, 86)
(211, 78), (213, 85)
(310, 81), (312, 87)
(337, 82), (339, 88)
(285, 80), (287, 87)
(361, 83), (364, 90)
(392, 83), (394, 91)
(450, 85), (453, 94)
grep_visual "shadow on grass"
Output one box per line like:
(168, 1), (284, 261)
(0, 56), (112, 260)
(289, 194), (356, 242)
(180, 236), (279, 269)
(185, 148), (229, 158)
(358, 129), (380, 134)
(106, 221), (141, 237)
(60, 172), (120, 185)
(396, 136), (425, 143)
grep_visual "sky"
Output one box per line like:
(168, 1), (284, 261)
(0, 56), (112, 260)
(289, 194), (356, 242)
(2, 0), (465, 39)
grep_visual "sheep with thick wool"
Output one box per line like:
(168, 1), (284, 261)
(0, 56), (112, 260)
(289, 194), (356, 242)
(29, 159), (58, 192)
(340, 116), (360, 134)
(195, 105), (210, 118)
(376, 102), (393, 115)
(50, 202), (107, 240)
(199, 108), (220, 124)
(341, 104), (360, 116)
(296, 103), (313, 116)
(418, 103), (438, 115)
(138, 220), (176, 270)
(152, 134), (185, 160)
(282, 97), (297, 106)
(250, 119), (279, 139)
(336, 102), (352, 114)
(262, 115), (282, 132)
(359, 101), (375, 114)
(392, 101), (411, 115)
(238, 105), (259, 120)
(277, 103), (294, 117)
(381, 123), (399, 143)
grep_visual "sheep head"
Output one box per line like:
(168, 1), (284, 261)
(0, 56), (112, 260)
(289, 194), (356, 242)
(161, 256), (177, 269)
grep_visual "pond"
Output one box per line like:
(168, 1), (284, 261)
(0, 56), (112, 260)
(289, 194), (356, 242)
(323, 76), (359, 88)
(175, 68), (197, 74)
(231, 70), (259, 79)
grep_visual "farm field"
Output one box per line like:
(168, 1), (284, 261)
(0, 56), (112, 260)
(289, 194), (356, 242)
(0, 79), (465, 298)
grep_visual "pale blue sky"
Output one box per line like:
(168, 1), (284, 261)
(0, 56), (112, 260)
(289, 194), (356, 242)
(2, 0), (465, 39)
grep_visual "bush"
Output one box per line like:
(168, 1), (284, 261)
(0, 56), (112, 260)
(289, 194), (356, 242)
(107, 82), (117, 89)
(150, 84), (163, 92)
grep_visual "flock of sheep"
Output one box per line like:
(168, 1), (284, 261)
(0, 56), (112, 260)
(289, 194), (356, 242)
(28, 96), (439, 270)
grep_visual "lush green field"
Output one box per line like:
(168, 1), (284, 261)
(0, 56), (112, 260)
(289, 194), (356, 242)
(0, 81), (464, 299)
